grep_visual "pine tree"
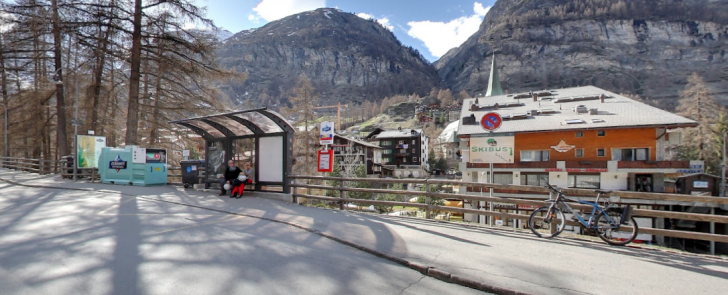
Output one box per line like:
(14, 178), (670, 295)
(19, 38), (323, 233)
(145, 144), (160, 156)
(676, 72), (723, 161)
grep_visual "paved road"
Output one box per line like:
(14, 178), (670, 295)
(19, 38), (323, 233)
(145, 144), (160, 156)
(1, 170), (727, 295)
(0, 171), (485, 295)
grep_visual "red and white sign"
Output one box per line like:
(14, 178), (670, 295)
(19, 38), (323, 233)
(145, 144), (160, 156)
(480, 112), (502, 131)
(317, 150), (334, 172)
(545, 168), (608, 173)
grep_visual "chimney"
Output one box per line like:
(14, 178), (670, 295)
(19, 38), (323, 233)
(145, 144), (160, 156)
(533, 94), (538, 102)
(600, 94), (605, 103)
(475, 98), (479, 104)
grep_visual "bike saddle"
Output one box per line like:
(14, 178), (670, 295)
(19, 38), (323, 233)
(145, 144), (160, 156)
(593, 189), (612, 194)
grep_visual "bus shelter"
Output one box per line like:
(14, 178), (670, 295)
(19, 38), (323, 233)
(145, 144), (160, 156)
(170, 108), (295, 193)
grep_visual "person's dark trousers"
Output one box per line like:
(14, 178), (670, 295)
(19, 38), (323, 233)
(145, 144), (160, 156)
(220, 178), (229, 194)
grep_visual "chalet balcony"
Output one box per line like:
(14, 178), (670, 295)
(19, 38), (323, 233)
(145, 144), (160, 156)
(618, 160), (690, 169)
(468, 160), (690, 170)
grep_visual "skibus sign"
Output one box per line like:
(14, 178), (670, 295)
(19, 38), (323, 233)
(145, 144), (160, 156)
(469, 136), (515, 164)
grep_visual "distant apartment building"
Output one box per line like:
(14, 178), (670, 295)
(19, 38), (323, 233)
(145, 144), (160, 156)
(366, 128), (429, 178)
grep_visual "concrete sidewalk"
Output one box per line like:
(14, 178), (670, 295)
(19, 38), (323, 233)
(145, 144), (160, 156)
(2, 169), (727, 295)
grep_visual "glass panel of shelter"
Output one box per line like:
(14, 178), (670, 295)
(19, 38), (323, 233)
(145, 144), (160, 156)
(205, 116), (254, 136)
(232, 112), (283, 133)
(186, 120), (225, 138)
(206, 141), (227, 179)
(232, 138), (256, 176)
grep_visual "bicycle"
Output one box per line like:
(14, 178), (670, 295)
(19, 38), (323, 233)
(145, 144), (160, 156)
(528, 183), (638, 246)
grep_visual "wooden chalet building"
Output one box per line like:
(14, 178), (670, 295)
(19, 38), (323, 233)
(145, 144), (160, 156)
(458, 85), (698, 193)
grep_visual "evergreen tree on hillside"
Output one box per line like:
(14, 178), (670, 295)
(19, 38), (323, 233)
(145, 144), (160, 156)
(676, 73), (723, 162)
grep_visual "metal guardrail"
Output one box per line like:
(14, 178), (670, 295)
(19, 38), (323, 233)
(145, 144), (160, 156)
(290, 175), (728, 246)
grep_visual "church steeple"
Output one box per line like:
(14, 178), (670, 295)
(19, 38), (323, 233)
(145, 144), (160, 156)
(485, 54), (504, 96)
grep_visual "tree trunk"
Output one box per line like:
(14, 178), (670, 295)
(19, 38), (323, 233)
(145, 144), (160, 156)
(52, 0), (68, 156)
(125, 0), (143, 145)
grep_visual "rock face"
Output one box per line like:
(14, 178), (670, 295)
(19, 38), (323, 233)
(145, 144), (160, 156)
(436, 0), (728, 108)
(217, 8), (441, 108)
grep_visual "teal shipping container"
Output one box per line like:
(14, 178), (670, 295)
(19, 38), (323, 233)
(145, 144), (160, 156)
(99, 146), (168, 186)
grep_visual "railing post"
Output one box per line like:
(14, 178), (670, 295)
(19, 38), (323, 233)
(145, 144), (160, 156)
(339, 174), (345, 210)
(39, 159), (44, 175)
(425, 179), (431, 219)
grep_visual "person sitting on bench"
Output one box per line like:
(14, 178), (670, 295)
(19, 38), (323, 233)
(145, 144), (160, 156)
(219, 160), (242, 196)
(231, 162), (254, 198)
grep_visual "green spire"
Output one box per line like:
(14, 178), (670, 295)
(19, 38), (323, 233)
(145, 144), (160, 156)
(485, 54), (503, 96)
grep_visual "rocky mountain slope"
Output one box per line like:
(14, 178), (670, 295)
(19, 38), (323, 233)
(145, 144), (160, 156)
(216, 8), (441, 108)
(436, 0), (728, 108)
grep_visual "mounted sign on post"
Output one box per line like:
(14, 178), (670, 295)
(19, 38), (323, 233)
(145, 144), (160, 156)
(317, 149), (334, 172)
(320, 121), (334, 145)
(480, 112), (502, 131)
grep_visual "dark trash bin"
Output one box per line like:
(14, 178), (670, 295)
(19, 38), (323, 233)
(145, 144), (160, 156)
(61, 155), (74, 178)
(180, 159), (204, 188)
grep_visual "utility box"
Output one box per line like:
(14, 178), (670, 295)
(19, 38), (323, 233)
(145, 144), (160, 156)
(99, 146), (168, 186)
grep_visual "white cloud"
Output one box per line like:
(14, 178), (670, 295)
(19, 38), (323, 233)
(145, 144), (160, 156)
(248, 13), (261, 23)
(474, 2), (489, 16)
(356, 12), (394, 31)
(407, 2), (491, 58)
(252, 0), (326, 22)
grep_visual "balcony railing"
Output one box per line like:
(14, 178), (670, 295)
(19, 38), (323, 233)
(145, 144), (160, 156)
(469, 160), (690, 170)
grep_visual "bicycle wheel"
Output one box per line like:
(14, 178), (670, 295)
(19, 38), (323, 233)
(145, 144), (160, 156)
(595, 210), (638, 246)
(528, 206), (565, 238)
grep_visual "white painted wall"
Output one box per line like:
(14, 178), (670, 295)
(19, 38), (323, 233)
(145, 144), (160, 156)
(549, 172), (568, 187)
(600, 172), (629, 190)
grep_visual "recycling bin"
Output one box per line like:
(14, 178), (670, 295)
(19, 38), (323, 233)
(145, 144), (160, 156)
(180, 159), (204, 188)
(98, 146), (168, 186)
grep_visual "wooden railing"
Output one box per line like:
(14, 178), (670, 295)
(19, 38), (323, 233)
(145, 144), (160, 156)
(0, 157), (193, 185)
(290, 175), (728, 248)
(618, 160), (691, 169)
(0, 157), (64, 175)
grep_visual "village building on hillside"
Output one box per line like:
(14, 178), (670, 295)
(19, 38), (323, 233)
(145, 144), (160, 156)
(434, 120), (461, 172)
(326, 134), (382, 176)
(366, 128), (429, 178)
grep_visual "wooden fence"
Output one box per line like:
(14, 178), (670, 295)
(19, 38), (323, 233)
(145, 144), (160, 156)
(0, 157), (189, 185)
(290, 175), (728, 249)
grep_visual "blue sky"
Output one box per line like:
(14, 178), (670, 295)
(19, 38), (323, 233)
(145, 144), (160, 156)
(200, 0), (497, 62)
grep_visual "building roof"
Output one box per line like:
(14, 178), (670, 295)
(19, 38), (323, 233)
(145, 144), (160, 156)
(457, 86), (697, 136)
(169, 108), (294, 140)
(368, 128), (424, 139)
(333, 134), (382, 149)
(437, 120), (460, 143)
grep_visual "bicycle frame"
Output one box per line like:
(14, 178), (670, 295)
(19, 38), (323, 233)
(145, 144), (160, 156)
(546, 189), (619, 230)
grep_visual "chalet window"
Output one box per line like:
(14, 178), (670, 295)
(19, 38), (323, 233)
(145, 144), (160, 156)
(402, 158), (407, 163)
(383, 150), (392, 154)
(381, 141), (392, 146)
(597, 130), (606, 137)
(597, 149), (605, 157)
(413, 157), (418, 162)
(494, 173), (513, 185)
(575, 131), (583, 138)
(575, 149), (584, 158)
(521, 173), (549, 186)
(612, 148), (649, 161)
(400, 149), (407, 153)
(568, 174), (600, 189)
(521, 150), (549, 162)
(399, 140), (405, 144)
